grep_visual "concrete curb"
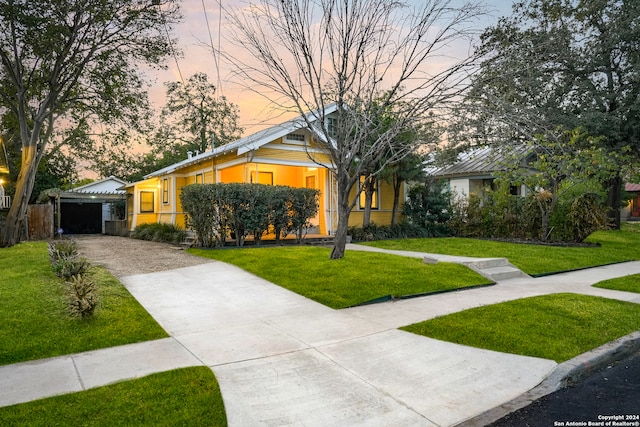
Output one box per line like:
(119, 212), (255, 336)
(455, 330), (640, 427)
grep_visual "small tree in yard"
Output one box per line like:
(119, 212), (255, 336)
(496, 128), (619, 241)
(0, 0), (181, 247)
(225, 0), (484, 258)
(404, 177), (452, 236)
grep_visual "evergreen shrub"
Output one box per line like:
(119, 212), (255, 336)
(180, 183), (320, 247)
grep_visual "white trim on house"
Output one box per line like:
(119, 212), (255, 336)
(144, 103), (338, 179)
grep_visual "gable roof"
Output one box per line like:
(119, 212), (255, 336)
(68, 175), (127, 194)
(145, 103), (338, 179)
(427, 145), (530, 178)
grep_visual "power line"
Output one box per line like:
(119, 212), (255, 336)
(163, 19), (184, 84)
(201, 0), (223, 96)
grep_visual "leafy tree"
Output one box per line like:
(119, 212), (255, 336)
(454, 0), (640, 228)
(158, 72), (243, 154)
(90, 72), (244, 183)
(225, 0), (484, 258)
(495, 128), (620, 240)
(379, 154), (426, 226)
(404, 177), (452, 236)
(0, 0), (181, 246)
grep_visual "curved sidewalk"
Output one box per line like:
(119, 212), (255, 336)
(2, 249), (640, 426)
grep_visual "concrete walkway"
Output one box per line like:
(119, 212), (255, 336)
(2, 247), (640, 426)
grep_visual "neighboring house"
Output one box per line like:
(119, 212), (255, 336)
(623, 183), (640, 221)
(426, 146), (529, 200)
(47, 176), (127, 234)
(124, 105), (403, 236)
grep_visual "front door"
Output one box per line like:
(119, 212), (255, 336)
(304, 173), (319, 230)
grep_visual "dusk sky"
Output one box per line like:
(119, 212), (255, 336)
(146, 1), (515, 136)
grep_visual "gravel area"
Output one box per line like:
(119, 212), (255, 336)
(73, 235), (212, 278)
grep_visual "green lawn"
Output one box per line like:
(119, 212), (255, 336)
(594, 273), (640, 294)
(0, 242), (168, 365)
(189, 246), (492, 309)
(401, 293), (640, 362)
(0, 367), (227, 426)
(361, 223), (640, 276)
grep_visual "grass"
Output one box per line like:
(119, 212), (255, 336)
(0, 367), (227, 426)
(0, 242), (168, 366)
(189, 246), (491, 309)
(401, 293), (640, 363)
(594, 273), (640, 294)
(361, 223), (640, 276)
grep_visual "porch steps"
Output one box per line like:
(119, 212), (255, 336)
(463, 258), (530, 282)
(180, 232), (197, 249)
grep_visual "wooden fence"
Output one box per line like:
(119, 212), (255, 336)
(105, 220), (129, 236)
(27, 204), (53, 240)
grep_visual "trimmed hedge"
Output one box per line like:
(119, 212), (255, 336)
(180, 183), (320, 247)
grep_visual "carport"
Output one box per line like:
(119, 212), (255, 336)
(46, 176), (128, 235)
(49, 191), (126, 235)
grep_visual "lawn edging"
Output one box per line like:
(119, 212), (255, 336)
(529, 259), (636, 278)
(457, 330), (640, 427)
(347, 282), (497, 308)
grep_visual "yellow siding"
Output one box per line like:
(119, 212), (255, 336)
(128, 128), (403, 233)
(220, 165), (245, 183)
(347, 178), (404, 228)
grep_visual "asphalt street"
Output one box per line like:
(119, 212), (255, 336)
(489, 350), (640, 427)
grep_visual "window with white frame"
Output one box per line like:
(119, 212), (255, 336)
(359, 174), (379, 210)
(162, 178), (169, 204)
(140, 191), (155, 213)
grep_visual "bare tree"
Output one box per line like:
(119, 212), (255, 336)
(225, 0), (483, 258)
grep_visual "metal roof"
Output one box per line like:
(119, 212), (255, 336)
(626, 183), (640, 192)
(427, 146), (528, 178)
(144, 103), (338, 179)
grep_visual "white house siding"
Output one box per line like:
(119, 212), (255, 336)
(449, 178), (470, 200)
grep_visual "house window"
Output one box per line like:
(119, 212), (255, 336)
(251, 171), (274, 185)
(162, 179), (169, 204)
(195, 173), (204, 184)
(140, 191), (155, 213)
(359, 175), (378, 210)
(286, 133), (306, 142)
(327, 117), (338, 138)
(510, 185), (521, 196)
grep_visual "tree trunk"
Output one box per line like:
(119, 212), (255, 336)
(0, 145), (39, 247)
(391, 174), (402, 226)
(330, 174), (352, 259)
(606, 174), (622, 229)
(362, 175), (375, 227)
(330, 205), (350, 259)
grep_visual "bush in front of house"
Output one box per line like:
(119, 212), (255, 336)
(48, 240), (98, 318)
(181, 183), (320, 247)
(67, 274), (98, 318)
(448, 180), (609, 243)
(348, 222), (437, 242)
(48, 240), (89, 279)
(131, 223), (187, 245)
(401, 178), (453, 237)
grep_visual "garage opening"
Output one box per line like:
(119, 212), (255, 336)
(61, 203), (102, 234)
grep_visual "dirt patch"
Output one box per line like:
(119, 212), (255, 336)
(73, 235), (211, 278)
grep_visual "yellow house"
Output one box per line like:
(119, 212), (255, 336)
(125, 105), (404, 236)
